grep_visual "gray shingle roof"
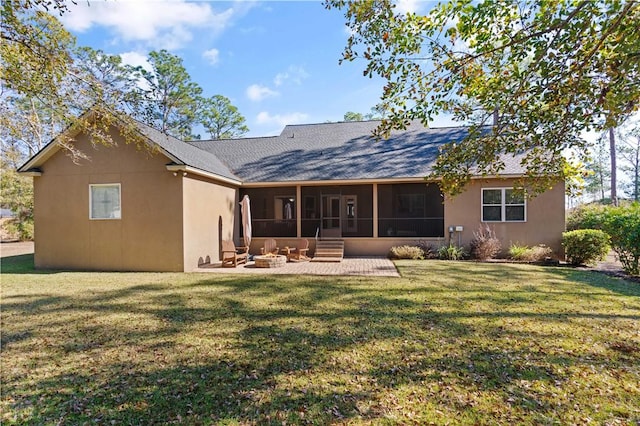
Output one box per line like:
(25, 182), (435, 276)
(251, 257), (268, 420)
(18, 116), (526, 184)
(135, 122), (240, 181)
(188, 120), (525, 183)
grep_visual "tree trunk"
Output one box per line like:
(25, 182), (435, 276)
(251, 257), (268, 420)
(634, 139), (639, 201)
(609, 127), (618, 206)
(599, 167), (605, 201)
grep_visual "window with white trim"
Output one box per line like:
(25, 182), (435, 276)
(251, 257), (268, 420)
(90, 184), (121, 219)
(482, 188), (525, 222)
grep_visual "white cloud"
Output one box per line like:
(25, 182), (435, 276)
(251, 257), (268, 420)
(394, 0), (422, 15)
(61, 0), (239, 49)
(256, 111), (309, 127)
(246, 84), (279, 102)
(274, 65), (309, 87)
(119, 51), (152, 90)
(119, 51), (151, 71)
(202, 48), (220, 65)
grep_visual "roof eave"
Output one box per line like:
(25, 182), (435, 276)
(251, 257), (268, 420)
(19, 168), (43, 177)
(240, 177), (435, 187)
(470, 173), (525, 180)
(239, 173), (527, 188)
(17, 109), (100, 173)
(17, 141), (60, 173)
(166, 165), (242, 186)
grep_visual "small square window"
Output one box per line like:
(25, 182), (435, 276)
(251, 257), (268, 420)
(90, 184), (121, 220)
(482, 188), (525, 222)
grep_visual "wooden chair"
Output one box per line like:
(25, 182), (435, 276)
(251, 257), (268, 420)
(260, 238), (279, 255)
(284, 238), (310, 262)
(221, 240), (248, 267)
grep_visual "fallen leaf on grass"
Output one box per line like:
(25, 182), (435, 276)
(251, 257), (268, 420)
(609, 341), (638, 354)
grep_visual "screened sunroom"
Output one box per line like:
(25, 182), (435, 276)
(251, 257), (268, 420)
(240, 182), (444, 240)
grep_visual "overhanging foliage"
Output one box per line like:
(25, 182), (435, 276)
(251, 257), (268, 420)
(326, 0), (640, 195)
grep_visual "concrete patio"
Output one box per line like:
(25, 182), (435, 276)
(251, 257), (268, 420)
(0, 242), (399, 276)
(198, 257), (400, 277)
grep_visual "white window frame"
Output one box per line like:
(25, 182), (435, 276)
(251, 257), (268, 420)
(481, 187), (526, 222)
(89, 183), (121, 220)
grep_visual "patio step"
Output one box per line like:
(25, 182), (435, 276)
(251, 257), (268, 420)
(312, 240), (344, 262)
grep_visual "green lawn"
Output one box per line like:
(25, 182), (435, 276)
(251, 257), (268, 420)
(2, 255), (639, 425)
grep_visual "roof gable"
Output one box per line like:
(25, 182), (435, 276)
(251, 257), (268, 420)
(18, 115), (240, 184)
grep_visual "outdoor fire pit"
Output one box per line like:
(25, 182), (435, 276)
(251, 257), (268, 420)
(254, 254), (287, 268)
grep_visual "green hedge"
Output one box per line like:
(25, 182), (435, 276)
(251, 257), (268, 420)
(601, 204), (640, 276)
(566, 203), (607, 231)
(562, 229), (610, 266)
(567, 203), (639, 275)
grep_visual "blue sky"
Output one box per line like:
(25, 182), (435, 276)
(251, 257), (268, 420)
(59, 0), (448, 137)
(54, 0), (636, 199)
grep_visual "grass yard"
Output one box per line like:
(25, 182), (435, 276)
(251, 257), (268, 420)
(2, 255), (639, 425)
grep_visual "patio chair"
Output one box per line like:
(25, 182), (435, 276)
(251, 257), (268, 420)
(260, 238), (279, 255)
(284, 238), (310, 262)
(221, 240), (249, 267)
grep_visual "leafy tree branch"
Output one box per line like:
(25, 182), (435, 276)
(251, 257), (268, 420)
(326, 0), (640, 195)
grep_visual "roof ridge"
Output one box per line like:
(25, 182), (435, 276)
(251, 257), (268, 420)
(189, 135), (281, 143)
(279, 120), (474, 129)
(284, 119), (382, 126)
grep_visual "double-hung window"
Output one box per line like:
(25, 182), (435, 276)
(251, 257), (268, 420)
(90, 184), (121, 219)
(482, 188), (525, 222)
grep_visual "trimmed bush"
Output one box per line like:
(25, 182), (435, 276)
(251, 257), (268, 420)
(601, 203), (640, 276)
(566, 203), (607, 231)
(470, 225), (502, 260)
(388, 245), (424, 260)
(568, 202), (639, 275)
(438, 244), (467, 260)
(562, 229), (610, 266)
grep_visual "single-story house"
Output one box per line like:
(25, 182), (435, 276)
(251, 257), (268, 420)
(18, 116), (565, 271)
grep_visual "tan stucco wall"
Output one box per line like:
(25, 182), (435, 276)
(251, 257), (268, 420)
(444, 178), (566, 256)
(33, 130), (185, 271)
(182, 175), (238, 271)
(343, 238), (447, 257)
